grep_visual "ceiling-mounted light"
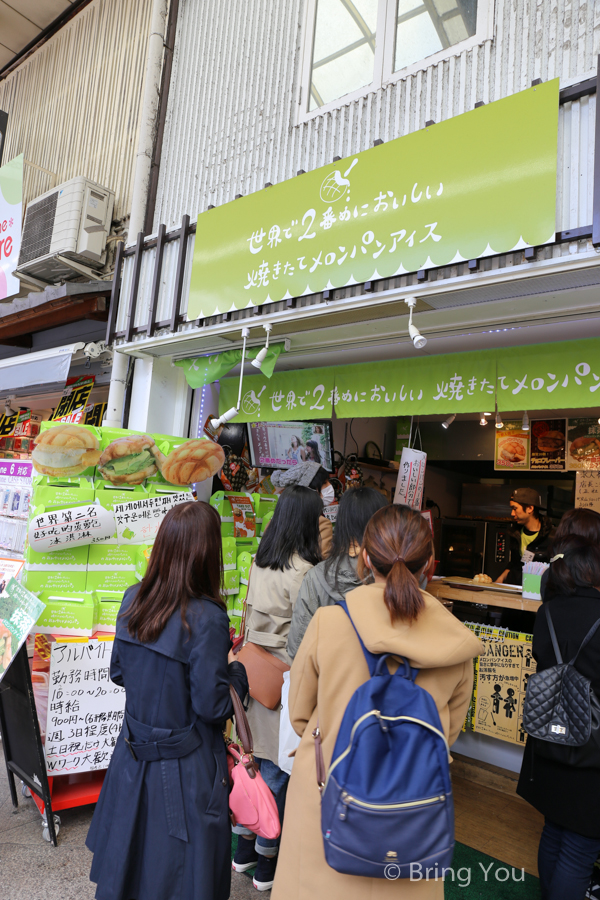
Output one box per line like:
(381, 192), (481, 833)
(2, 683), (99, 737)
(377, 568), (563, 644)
(479, 413), (488, 426)
(522, 411), (530, 431)
(251, 323), (273, 370)
(405, 296), (427, 350)
(495, 410), (503, 429)
(4, 397), (16, 416)
(441, 414), (456, 430)
(210, 326), (250, 429)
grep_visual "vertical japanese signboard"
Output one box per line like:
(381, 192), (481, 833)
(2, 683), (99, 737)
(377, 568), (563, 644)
(190, 81), (558, 319)
(44, 637), (125, 774)
(0, 154), (22, 301)
(394, 447), (426, 509)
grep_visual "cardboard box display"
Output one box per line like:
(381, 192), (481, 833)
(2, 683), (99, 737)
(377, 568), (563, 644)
(35, 590), (95, 637)
(210, 491), (255, 536)
(223, 568), (240, 596)
(23, 569), (88, 594)
(135, 544), (153, 581)
(88, 543), (138, 571)
(228, 613), (243, 638)
(32, 476), (95, 510)
(228, 582), (247, 616)
(260, 508), (275, 536)
(222, 537), (237, 571)
(86, 569), (138, 594)
(93, 590), (124, 634)
(237, 551), (253, 586)
(522, 573), (543, 600)
(251, 493), (278, 524)
(24, 543), (89, 571)
(235, 537), (259, 560)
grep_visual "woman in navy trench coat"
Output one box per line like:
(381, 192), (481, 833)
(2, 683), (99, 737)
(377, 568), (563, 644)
(86, 501), (248, 900)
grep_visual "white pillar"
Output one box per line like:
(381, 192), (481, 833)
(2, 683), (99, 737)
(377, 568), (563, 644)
(104, 350), (129, 427)
(128, 356), (192, 437)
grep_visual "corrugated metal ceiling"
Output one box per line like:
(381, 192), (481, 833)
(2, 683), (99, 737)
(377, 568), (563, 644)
(0, 1), (74, 70)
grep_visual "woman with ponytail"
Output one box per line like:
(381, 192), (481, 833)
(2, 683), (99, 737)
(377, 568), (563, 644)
(272, 505), (482, 900)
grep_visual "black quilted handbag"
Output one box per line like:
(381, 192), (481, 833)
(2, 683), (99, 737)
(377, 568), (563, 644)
(522, 605), (600, 767)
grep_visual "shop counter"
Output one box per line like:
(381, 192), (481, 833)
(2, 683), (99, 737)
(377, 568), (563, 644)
(428, 577), (541, 613)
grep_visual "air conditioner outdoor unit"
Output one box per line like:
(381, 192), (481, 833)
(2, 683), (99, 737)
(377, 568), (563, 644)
(17, 177), (115, 283)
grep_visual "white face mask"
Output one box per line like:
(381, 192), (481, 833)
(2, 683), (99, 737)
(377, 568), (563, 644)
(321, 483), (336, 506)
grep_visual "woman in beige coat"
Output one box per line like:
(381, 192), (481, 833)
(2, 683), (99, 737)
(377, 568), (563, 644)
(272, 505), (483, 900)
(234, 485), (327, 891)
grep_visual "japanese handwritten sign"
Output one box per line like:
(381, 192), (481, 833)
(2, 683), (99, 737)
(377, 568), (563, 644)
(473, 631), (536, 746)
(190, 81), (558, 319)
(51, 376), (95, 422)
(44, 637), (125, 774)
(394, 447), (426, 510)
(28, 504), (116, 553)
(0, 579), (44, 682)
(575, 472), (600, 513)
(114, 491), (192, 544)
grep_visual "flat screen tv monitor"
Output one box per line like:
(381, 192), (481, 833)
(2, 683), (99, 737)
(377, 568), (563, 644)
(248, 421), (334, 472)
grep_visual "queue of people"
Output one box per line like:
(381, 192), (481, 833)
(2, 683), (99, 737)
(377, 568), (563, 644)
(85, 476), (600, 900)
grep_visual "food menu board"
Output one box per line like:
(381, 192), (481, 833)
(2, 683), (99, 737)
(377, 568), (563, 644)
(575, 472), (600, 513)
(494, 421), (530, 470)
(567, 419), (600, 470)
(529, 419), (567, 470)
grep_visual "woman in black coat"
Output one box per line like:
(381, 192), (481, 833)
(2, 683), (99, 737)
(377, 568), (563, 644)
(86, 501), (248, 900)
(518, 532), (600, 900)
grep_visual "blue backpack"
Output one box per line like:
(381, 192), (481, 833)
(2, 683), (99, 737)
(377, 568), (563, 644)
(315, 601), (454, 879)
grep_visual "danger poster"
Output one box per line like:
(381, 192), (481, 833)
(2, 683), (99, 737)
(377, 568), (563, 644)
(473, 630), (536, 745)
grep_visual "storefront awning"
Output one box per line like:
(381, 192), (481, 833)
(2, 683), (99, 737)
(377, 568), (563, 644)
(0, 343), (84, 392)
(219, 337), (600, 421)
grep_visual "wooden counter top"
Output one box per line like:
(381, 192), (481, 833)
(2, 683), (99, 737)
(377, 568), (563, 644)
(428, 579), (541, 613)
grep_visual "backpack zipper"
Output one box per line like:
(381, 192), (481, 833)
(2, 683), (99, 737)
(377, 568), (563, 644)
(327, 711), (450, 790)
(339, 791), (446, 820)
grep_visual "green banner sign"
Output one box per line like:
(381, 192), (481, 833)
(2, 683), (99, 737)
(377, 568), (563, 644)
(219, 338), (600, 421)
(190, 81), (558, 320)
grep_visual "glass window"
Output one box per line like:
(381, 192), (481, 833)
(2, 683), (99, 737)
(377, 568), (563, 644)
(309, 0), (380, 111)
(394, 0), (478, 72)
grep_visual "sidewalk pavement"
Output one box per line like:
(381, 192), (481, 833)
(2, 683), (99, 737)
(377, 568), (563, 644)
(0, 740), (267, 900)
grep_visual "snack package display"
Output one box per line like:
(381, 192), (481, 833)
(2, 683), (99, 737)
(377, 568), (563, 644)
(210, 491), (252, 536)
(260, 507), (275, 536)
(237, 551), (253, 586)
(24, 544), (89, 571)
(228, 613), (243, 638)
(94, 480), (148, 543)
(88, 543), (138, 571)
(228, 582), (247, 616)
(93, 591), (124, 634)
(35, 591), (96, 637)
(251, 493), (278, 525)
(23, 569), (88, 593)
(223, 568), (240, 596)
(86, 569), (138, 594)
(222, 537), (237, 571)
(135, 544), (153, 581)
(32, 476), (95, 510)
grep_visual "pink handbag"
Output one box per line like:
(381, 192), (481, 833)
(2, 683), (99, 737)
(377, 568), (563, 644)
(226, 686), (281, 840)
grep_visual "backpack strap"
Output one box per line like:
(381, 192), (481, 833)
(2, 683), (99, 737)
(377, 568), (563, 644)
(544, 606), (563, 665)
(336, 599), (382, 677)
(569, 617), (600, 666)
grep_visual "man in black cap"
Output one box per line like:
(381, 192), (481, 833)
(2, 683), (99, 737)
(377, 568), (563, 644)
(495, 487), (555, 585)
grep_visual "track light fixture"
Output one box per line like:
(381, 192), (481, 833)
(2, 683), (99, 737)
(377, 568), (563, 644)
(522, 411), (530, 431)
(495, 406), (503, 429)
(405, 297), (427, 350)
(441, 414), (456, 430)
(251, 323), (273, 370)
(479, 413), (488, 426)
(210, 327), (250, 429)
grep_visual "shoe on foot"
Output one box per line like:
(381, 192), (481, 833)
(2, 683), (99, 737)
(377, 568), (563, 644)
(232, 837), (258, 873)
(253, 854), (277, 891)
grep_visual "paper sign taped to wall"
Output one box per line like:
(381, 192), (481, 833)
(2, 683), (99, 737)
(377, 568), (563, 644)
(28, 504), (116, 553)
(575, 471), (600, 513)
(394, 447), (427, 510)
(113, 490), (192, 544)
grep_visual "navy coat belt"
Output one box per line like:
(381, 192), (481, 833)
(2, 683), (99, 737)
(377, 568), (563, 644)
(122, 710), (203, 842)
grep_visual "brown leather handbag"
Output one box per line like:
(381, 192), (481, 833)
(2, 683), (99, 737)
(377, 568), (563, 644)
(235, 642), (290, 710)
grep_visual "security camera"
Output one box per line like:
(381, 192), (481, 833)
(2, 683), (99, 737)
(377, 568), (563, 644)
(83, 341), (105, 359)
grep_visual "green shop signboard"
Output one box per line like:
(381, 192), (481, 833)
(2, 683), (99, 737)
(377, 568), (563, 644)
(189, 81), (559, 319)
(218, 338), (600, 422)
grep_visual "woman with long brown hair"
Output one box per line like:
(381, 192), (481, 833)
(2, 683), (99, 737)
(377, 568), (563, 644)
(272, 505), (482, 900)
(87, 501), (248, 900)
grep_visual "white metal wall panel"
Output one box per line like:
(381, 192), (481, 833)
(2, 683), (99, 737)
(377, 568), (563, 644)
(556, 93), (596, 233)
(0, 0), (153, 221)
(154, 0), (599, 233)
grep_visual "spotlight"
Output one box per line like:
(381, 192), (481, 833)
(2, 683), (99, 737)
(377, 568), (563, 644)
(479, 413), (488, 426)
(251, 323), (273, 370)
(495, 411), (503, 429)
(4, 397), (16, 416)
(210, 407), (239, 429)
(405, 297), (427, 350)
(441, 414), (456, 430)
(522, 411), (530, 431)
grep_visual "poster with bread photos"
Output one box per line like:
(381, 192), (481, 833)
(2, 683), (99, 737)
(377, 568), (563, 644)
(32, 423), (225, 488)
(530, 419), (566, 471)
(494, 421), (530, 471)
(567, 418), (600, 471)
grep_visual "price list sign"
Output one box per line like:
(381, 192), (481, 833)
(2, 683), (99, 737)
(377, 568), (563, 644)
(45, 637), (125, 774)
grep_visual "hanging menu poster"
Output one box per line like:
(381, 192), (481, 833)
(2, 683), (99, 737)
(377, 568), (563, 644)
(472, 628), (536, 745)
(530, 419), (566, 470)
(494, 421), (530, 470)
(44, 636), (125, 774)
(575, 471), (600, 513)
(567, 418), (600, 471)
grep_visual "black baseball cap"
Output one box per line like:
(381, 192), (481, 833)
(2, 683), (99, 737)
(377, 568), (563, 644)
(511, 488), (543, 508)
